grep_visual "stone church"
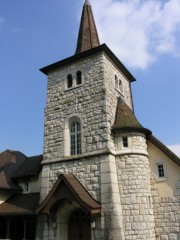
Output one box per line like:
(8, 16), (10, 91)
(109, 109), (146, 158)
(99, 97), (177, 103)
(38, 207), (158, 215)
(0, 1), (179, 240)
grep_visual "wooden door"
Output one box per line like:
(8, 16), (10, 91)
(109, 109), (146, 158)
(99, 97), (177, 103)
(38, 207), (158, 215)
(68, 209), (91, 240)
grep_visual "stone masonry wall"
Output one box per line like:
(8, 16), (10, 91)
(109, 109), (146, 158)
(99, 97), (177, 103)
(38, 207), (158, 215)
(151, 182), (180, 240)
(43, 52), (133, 163)
(103, 54), (133, 151)
(103, 54), (133, 111)
(41, 156), (101, 201)
(116, 134), (156, 240)
(115, 133), (148, 154)
(38, 155), (102, 240)
(43, 53), (108, 162)
(153, 196), (180, 240)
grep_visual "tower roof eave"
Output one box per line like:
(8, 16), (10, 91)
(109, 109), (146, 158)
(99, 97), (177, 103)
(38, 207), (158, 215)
(112, 127), (152, 136)
(40, 44), (136, 82)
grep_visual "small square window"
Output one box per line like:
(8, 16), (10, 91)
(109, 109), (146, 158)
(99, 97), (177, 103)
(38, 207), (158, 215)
(122, 137), (128, 148)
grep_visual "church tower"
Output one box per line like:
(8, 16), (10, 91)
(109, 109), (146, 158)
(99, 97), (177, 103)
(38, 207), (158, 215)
(37, 1), (156, 239)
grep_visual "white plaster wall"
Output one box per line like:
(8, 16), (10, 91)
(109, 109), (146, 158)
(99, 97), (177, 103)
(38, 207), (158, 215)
(148, 140), (180, 197)
(18, 174), (41, 193)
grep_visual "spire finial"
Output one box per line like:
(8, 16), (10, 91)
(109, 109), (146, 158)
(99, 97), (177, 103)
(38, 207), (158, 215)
(85, 0), (91, 5)
(75, 1), (100, 54)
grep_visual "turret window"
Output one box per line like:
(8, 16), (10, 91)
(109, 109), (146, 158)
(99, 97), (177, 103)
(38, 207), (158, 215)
(122, 137), (128, 148)
(67, 74), (73, 88)
(70, 122), (81, 155)
(76, 71), (82, 85)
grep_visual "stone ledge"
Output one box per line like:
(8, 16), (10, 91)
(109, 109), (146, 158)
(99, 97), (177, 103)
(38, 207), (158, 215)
(42, 149), (111, 165)
(42, 147), (149, 165)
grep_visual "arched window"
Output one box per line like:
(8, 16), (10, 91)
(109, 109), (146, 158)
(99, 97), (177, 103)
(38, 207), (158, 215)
(70, 122), (81, 155)
(119, 79), (123, 93)
(76, 71), (82, 85)
(67, 74), (73, 88)
(115, 75), (118, 88)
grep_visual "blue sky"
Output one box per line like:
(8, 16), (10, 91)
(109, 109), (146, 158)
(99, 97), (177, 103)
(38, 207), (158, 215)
(0, 0), (180, 156)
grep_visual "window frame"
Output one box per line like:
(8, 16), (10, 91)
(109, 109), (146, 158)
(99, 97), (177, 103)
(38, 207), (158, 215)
(114, 74), (124, 95)
(23, 180), (30, 193)
(122, 136), (128, 148)
(119, 79), (123, 93)
(70, 121), (81, 155)
(76, 71), (82, 86)
(67, 74), (73, 89)
(115, 75), (118, 89)
(66, 70), (83, 91)
(156, 162), (167, 181)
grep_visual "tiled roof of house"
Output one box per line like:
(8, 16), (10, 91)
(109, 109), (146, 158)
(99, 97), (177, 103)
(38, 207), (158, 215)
(37, 174), (101, 216)
(0, 150), (43, 190)
(0, 150), (27, 190)
(112, 97), (151, 135)
(12, 154), (43, 179)
(0, 193), (40, 215)
(0, 150), (27, 170)
(0, 172), (20, 190)
(75, 0), (100, 54)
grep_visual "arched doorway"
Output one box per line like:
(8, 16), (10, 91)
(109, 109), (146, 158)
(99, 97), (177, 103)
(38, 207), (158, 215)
(68, 209), (91, 240)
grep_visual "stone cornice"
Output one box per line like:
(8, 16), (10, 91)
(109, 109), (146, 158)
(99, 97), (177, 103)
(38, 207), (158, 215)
(40, 44), (136, 83)
(41, 148), (148, 165)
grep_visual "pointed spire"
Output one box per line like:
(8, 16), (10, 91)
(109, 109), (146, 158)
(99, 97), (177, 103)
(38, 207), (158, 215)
(75, 0), (100, 54)
(85, 0), (91, 5)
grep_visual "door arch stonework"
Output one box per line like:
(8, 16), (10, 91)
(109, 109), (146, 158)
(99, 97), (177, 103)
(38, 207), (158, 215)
(56, 201), (80, 240)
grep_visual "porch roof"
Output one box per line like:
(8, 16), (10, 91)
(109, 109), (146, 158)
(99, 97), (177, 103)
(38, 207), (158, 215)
(37, 174), (101, 216)
(0, 193), (40, 216)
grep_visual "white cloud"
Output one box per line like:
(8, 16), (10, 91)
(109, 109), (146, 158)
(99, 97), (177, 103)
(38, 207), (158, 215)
(92, 0), (180, 69)
(168, 144), (180, 157)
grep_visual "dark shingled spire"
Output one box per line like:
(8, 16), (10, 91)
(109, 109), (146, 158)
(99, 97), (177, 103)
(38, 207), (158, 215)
(85, 0), (91, 5)
(112, 97), (152, 135)
(75, 0), (100, 54)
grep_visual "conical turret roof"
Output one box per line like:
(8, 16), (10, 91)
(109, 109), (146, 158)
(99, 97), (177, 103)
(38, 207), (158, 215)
(112, 97), (151, 135)
(75, 0), (100, 54)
